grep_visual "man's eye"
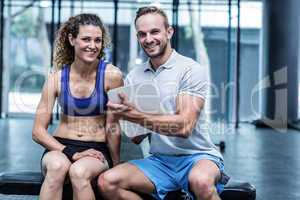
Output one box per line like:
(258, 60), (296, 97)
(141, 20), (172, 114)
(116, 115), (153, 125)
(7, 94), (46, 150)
(138, 33), (146, 38)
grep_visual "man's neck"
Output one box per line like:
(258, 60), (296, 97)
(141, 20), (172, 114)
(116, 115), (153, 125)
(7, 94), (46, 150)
(150, 47), (173, 70)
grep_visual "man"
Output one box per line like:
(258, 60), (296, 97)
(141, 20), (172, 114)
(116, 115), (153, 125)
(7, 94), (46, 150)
(98, 6), (228, 200)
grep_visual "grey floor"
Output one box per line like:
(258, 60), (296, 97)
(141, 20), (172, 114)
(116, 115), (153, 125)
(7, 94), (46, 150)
(0, 118), (300, 200)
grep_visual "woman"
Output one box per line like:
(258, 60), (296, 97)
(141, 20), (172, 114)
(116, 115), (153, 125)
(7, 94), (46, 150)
(32, 13), (123, 200)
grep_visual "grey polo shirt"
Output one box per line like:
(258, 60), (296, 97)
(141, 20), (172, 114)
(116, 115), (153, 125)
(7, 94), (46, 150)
(125, 50), (222, 159)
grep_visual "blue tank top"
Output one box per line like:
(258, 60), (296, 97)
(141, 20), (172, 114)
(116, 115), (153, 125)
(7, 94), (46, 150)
(58, 60), (108, 116)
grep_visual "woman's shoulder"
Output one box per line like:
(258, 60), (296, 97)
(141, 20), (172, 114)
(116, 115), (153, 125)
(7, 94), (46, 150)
(104, 64), (124, 90)
(44, 68), (62, 95)
(105, 63), (123, 80)
(49, 68), (62, 81)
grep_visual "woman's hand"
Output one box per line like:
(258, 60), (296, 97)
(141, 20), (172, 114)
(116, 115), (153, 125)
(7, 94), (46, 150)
(73, 148), (106, 163)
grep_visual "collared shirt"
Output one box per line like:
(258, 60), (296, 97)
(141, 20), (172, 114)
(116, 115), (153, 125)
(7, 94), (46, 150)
(125, 50), (222, 159)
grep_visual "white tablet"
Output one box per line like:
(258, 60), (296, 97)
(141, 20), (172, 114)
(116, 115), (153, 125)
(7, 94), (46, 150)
(107, 83), (163, 137)
(107, 82), (162, 114)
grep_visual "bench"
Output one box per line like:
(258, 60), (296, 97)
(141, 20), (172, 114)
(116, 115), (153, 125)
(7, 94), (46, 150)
(0, 171), (256, 200)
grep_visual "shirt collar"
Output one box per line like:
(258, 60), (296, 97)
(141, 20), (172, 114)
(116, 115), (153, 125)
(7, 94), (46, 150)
(143, 49), (178, 72)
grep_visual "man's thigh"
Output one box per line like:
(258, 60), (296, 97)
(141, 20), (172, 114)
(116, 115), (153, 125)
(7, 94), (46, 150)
(129, 156), (179, 200)
(102, 162), (155, 195)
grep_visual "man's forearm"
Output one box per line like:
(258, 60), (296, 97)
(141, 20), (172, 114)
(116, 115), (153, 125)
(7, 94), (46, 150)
(128, 112), (192, 138)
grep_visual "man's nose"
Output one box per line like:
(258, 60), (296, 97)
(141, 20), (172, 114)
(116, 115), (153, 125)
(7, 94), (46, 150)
(145, 33), (153, 43)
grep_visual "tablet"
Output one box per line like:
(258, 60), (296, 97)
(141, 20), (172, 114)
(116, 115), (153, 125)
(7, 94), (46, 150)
(107, 82), (162, 114)
(107, 83), (163, 137)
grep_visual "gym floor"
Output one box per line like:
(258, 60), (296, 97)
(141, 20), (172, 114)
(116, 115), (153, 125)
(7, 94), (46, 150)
(0, 118), (299, 200)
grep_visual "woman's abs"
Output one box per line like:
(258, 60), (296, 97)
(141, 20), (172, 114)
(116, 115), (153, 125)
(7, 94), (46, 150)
(54, 114), (106, 142)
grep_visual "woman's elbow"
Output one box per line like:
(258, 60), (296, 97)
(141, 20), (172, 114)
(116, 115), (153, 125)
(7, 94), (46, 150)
(32, 128), (41, 143)
(106, 123), (121, 137)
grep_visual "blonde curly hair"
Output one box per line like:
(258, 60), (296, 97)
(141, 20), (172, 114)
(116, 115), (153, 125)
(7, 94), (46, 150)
(53, 13), (111, 69)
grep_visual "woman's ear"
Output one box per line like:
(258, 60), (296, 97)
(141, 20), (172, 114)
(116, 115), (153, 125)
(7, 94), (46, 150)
(68, 33), (74, 46)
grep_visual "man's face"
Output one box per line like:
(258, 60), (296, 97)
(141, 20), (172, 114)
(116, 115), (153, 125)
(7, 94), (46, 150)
(136, 14), (173, 59)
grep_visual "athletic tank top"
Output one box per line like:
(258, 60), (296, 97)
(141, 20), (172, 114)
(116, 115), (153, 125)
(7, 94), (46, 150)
(58, 60), (108, 116)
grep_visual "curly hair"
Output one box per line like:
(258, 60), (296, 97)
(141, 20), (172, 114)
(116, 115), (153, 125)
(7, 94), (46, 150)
(53, 13), (111, 69)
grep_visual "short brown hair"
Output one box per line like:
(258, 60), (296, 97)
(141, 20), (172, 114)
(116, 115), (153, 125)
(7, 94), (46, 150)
(134, 6), (169, 28)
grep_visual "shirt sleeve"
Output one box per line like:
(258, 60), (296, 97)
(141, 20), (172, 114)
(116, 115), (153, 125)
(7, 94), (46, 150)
(178, 64), (209, 100)
(124, 74), (133, 86)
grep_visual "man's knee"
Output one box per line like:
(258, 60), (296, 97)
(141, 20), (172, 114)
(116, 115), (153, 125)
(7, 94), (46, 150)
(189, 175), (216, 197)
(97, 170), (120, 193)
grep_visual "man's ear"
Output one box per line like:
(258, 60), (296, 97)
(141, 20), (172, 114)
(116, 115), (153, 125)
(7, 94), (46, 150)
(68, 33), (74, 46)
(167, 26), (174, 40)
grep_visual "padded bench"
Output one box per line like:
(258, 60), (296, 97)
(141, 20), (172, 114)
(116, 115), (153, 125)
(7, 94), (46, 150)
(0, 171), (256, 200)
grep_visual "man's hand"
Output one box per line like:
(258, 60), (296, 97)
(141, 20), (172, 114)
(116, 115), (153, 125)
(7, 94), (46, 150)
(73, 148), (106, 163)
(107, 93), (143, 122)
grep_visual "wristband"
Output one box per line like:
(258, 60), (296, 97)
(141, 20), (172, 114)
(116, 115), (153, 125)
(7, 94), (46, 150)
(62, 146), (77, 161)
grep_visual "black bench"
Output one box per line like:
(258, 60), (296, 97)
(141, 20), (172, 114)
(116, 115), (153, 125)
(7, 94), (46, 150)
(0, 171), (256, 200)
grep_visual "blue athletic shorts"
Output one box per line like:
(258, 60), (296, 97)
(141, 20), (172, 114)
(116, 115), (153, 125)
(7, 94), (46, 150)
(129, 153), (229, 200)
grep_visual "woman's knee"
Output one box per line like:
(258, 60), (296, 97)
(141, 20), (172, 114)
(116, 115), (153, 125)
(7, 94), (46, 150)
(43, 159), (70, 189)
(69, 164), (91, 181)
(43, 152), (70, 178)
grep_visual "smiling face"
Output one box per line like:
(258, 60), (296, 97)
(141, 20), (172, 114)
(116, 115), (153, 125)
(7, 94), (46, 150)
(69, 25), (103, 64)
(136, 13), (173, 59)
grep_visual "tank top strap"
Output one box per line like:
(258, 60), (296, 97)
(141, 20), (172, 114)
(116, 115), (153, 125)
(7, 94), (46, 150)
(96, 59), (107, 92)
(98, 59), (108, 113)
(60, 64), (69, 96)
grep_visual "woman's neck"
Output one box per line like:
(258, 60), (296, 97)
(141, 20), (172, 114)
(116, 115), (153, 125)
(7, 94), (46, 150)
(71, 58), (99, 76)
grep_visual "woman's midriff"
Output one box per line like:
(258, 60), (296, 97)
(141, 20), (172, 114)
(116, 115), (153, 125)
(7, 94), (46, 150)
(53, 114), (106, 142)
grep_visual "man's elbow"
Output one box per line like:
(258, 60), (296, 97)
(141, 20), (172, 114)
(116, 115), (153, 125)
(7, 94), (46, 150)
(178, 127), (192, 138)
(174, 117), (197, 138)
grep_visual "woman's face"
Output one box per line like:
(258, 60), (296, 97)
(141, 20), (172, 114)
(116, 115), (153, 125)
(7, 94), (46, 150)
(69, 25), (103, 64)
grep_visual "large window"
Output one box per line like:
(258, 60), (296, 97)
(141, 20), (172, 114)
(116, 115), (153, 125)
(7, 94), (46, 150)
(1, 0), (262, 123)
(238, 1), (262, 122)
(3, 0), (52, 115)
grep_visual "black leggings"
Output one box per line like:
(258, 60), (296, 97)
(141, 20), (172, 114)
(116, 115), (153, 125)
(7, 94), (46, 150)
(41, 136), (113, 169)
